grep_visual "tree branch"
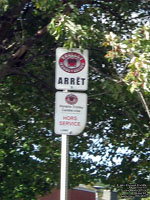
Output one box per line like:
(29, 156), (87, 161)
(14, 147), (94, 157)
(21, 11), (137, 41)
(0, 25), (49, 82)
(0, 0), (31, 43)
(90, 64), (122, 83)
(138, 91), (150, 121)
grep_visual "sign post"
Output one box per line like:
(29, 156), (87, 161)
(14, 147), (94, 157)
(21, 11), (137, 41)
(54, 47), (88, 200)
(60, 134), (69, 200)
(55, 91), (87, 200)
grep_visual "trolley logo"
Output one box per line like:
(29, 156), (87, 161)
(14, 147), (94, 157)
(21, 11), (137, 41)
(59, 52), (85, 73)
(65, 94), (78, 105)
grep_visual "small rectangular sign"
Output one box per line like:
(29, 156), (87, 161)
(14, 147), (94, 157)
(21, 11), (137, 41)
(55, 48), (88, 91)
(54, 92), (87, 135)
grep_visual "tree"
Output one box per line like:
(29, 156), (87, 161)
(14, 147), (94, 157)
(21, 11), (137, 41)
(0, 0), (150, 199)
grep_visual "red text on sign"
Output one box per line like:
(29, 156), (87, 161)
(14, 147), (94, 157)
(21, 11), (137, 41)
(59, 121), (80, 126)
(63, 116), (77, 120)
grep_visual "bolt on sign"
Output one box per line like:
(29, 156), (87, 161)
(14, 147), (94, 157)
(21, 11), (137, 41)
(55, 48), (88, 91)
(55, 92), (87, 135)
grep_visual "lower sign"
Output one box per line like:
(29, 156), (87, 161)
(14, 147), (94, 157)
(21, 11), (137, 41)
(54, 92), (87, 135)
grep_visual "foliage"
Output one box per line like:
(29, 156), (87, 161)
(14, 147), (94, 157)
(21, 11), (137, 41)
(0, 0), (150, 199)
(142, 197), (150, 200)
(104, 23), (150, 94)
(48, 13), (101, 49)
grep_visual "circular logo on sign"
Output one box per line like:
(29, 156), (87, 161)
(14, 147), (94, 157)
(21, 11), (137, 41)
(65, 94), (78, 105)
(59, 52), (85, 73)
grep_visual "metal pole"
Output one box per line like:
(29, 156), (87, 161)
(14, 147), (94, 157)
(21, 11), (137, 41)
(95, 190), (99, 200)
(60, 134), (69, 200)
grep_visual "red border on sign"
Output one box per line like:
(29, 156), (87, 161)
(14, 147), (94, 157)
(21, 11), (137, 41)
(59, 52), (85, 73)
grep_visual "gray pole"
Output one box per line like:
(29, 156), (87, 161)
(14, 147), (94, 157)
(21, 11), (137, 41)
(60, 134), (69, 200)
(95, 190), (99, 200)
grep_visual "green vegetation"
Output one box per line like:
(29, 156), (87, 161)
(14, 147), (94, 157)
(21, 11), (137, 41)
(0, 0), (150, 199)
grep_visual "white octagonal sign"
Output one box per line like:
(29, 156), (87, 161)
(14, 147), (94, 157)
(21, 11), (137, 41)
(55, 47), (88, 91)
(54, 92), (87, 135)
